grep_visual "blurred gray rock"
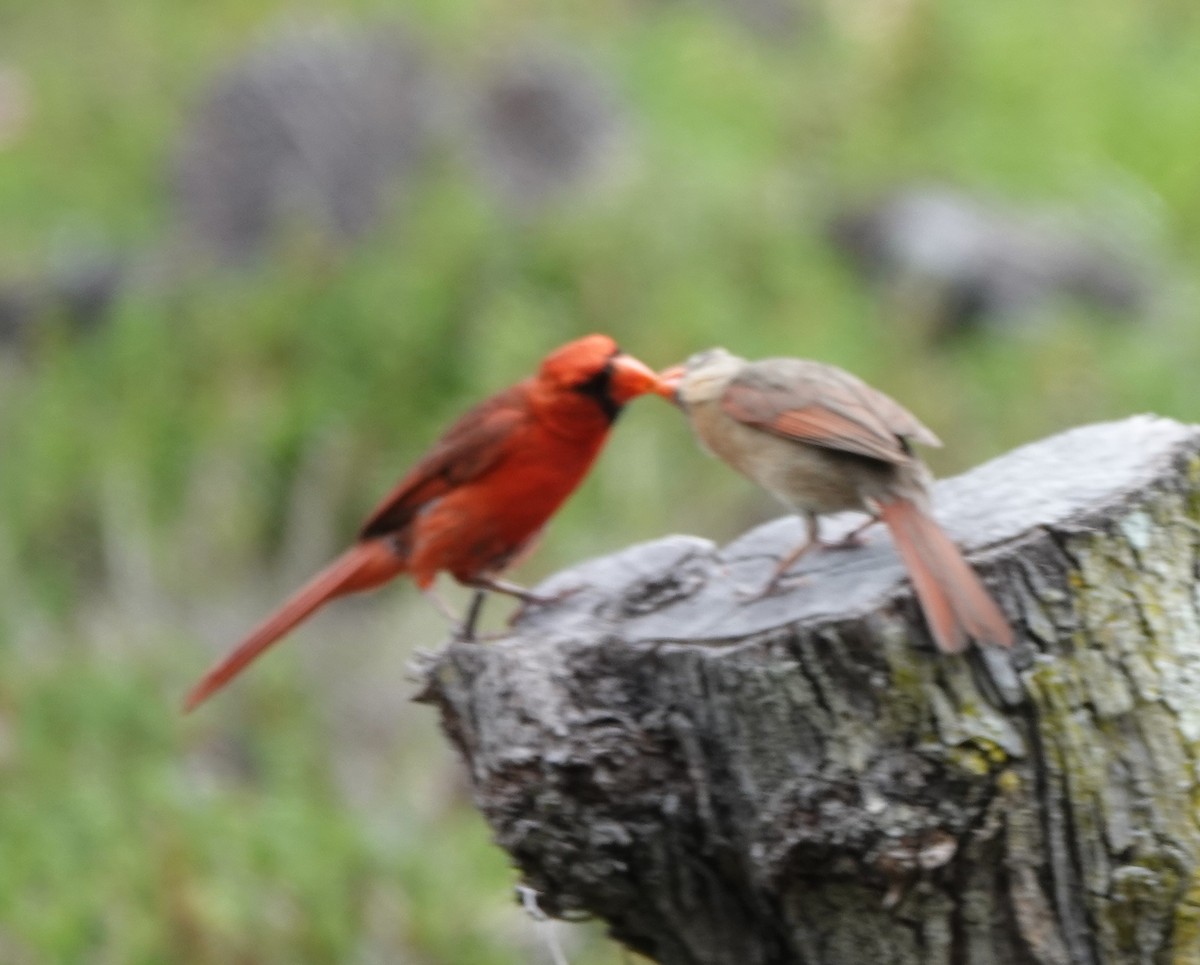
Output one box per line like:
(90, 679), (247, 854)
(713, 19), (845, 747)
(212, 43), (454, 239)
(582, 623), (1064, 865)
(647, 0), (812, 43)
(709, 0), (812, 41)
(467, 46), (628, 212)
(169, 21), (441, 264)
(829, 185), (1153, 336)
(169, 23), (632, 259)
(2, 21), (639, 351)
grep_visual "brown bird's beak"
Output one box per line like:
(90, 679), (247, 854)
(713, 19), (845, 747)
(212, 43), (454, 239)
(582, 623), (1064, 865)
(610, 352), (670, 404)
(655, 364), (686, 402)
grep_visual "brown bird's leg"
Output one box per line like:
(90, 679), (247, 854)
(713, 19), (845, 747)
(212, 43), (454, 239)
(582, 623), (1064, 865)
(823, 513), (881, 550)
(743, 512), (883, 601)
(739, 513), (821, 601)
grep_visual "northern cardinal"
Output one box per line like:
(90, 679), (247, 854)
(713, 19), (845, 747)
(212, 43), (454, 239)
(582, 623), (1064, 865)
(658, 348), (1012, 653)
(185, 334), (663, 711)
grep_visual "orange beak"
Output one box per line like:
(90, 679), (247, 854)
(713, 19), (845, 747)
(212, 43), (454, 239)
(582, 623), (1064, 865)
(655, 363), (686, 401)
(610, 352), (671, 403)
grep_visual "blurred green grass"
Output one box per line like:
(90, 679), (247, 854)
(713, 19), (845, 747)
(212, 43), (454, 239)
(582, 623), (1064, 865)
(3, 0), (1200, 961)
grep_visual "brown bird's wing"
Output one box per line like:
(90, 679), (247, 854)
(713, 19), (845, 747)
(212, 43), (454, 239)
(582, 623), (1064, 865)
(721, 358), (941, 465)
(358, 384), (529, 540)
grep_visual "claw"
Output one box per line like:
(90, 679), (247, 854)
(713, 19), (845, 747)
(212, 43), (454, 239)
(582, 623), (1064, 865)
(510, 583), (586, 623)
(823, 516), (880, 551)
(821, 533), (867, 551)
(735, 572), (806, 603)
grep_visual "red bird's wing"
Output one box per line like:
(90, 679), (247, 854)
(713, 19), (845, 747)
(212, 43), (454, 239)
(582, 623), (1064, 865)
(358, 385), (529, 540)
(721, 359), (940, 465)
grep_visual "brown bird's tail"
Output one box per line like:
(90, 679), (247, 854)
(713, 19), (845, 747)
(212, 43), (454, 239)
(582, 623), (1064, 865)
(879, 498), (1013, 654)
(184, 539), (405, 712)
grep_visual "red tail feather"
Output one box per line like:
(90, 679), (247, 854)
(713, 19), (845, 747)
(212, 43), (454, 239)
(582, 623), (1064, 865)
(183, 540), (405, 712)
(879, 498), (1013, 653)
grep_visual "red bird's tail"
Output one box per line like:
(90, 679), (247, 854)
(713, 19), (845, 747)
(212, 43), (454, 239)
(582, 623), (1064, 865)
(879, 498), (1013, 654)
(184, 539), (405, 711)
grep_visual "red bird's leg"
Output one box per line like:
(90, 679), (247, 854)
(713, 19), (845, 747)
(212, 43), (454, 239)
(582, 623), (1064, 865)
(421, 587), (488, 640)
(467, 576), (588, 620)
(460, 590), (487, 639)
(421, 587), (465, 623)
(468, 576), (556, 606)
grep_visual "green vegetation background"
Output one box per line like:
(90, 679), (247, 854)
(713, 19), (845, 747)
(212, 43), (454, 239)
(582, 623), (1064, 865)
(3, 0), (1200, 961)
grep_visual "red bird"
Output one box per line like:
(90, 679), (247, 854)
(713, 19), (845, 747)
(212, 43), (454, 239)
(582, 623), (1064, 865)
(185, 334), (662, 711)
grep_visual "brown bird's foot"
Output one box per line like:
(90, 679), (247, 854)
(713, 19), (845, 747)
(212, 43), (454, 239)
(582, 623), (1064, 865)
(820, 534), (865, 552)
(820, 516), (880, 551)
(736, 529), (819, 602)
(735, 572), (806, 602)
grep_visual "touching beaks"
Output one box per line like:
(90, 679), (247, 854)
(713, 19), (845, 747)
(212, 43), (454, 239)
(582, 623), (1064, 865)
(655, 364), (686, 401)
(610, 352), (671, 403)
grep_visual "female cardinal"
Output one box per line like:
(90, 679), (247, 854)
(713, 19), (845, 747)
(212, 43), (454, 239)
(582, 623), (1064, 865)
(185, 334), (663, 710)
(658, 348), (1012, 654)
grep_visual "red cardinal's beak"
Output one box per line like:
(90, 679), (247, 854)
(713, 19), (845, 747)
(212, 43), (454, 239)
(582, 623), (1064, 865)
(610, 352), (671, 403)
(655, 364), (686, 401)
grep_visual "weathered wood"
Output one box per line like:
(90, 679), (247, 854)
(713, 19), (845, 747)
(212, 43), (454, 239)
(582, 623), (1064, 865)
(417, 415), (1200, 965)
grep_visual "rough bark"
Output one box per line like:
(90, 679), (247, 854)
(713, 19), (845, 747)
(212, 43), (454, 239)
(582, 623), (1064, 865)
(415, 415), (1200, 965)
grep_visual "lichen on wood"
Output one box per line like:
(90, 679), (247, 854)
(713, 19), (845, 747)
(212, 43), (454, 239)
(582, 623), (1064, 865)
(417, 416), (1200, 965)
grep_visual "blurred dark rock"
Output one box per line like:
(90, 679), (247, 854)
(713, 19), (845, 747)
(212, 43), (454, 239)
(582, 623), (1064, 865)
(0, 282), (36, 346)
(169, 21), (441, 264)
(184, 730), (263, 793)
(829, 184), (1153, 337)
(45, 241), (126, 333)
(467, 46), (628, 212)
(0, 239), (124, 349)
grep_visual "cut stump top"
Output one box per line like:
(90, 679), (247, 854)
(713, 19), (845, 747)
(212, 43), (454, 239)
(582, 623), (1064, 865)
(512, 415), (1195, 645)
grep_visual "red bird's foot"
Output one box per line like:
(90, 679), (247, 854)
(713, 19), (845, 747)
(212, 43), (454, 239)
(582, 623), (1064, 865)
(513, 589), (558, 607)
(468, 576), (540, 603)
(510, 584), (586, 623)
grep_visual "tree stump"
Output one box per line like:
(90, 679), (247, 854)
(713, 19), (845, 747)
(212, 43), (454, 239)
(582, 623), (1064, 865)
(416, 415), (1200, 965)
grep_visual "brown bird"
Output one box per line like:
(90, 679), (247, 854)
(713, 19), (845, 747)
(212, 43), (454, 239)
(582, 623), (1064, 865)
(185, 334), (663, 711)
(658, 348), (1012, 653)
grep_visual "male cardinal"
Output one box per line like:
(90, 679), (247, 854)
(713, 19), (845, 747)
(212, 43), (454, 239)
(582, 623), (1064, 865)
(185, 334), (662, 711)
(658, 348), (1012, 653)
